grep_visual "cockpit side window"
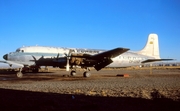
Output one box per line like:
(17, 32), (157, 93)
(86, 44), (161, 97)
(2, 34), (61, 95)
(16, 49), (20, 52)
(16, 49), (24, 52)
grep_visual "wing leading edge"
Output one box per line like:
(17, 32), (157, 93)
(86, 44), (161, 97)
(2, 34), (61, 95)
(90, 47), (130, 71)
(90, 47), (130, 59)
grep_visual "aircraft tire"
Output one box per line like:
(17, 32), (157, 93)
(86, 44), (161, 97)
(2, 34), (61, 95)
(83, 71), (91, 78)
(17, 72), (23, 78)
(71, 71), (76, 76)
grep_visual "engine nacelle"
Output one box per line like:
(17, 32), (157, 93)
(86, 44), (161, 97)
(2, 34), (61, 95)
(70, 53), (84, 65)
(70, 53), (92, 65)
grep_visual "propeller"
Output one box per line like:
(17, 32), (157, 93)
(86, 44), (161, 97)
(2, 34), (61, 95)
(64, 49), (74, 71)
(31, 55), (44, 66)
(32, 55), (45, 61)
(56, 53), (59, 60)
(32, 56), (37, 62)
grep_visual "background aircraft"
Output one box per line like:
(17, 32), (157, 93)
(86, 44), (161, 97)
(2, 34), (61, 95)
(0, 34), (172, 78)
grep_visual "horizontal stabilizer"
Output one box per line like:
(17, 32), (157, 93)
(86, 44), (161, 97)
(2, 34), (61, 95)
(141, 59), (174, 63)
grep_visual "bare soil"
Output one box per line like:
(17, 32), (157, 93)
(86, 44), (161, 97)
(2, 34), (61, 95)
(0, 68), (180, 111)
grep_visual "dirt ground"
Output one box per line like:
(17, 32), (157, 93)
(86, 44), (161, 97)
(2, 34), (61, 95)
(0, 68), (180, 111)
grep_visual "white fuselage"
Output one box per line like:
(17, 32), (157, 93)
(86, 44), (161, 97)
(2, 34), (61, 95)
(5, 46), (154, 68)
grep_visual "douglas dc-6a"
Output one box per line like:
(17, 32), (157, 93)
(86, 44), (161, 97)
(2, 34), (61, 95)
(0, 34), (172, 78)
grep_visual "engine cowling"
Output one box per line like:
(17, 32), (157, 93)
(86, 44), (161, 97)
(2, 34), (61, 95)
(70, 53), (85, 65)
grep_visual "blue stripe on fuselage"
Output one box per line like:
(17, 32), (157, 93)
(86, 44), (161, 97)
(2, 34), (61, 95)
(9, 52), (65, 57)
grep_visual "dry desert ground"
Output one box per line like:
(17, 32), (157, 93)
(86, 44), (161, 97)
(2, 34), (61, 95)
(0, 68), (180, 111)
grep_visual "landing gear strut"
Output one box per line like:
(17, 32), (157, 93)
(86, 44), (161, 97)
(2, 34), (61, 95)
(16, 68), (23, 78)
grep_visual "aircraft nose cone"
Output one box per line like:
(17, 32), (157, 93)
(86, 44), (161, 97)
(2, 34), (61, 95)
(3, 54), (8, 60)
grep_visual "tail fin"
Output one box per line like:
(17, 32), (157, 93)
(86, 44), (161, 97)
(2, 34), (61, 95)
(137, 34), (160, 59)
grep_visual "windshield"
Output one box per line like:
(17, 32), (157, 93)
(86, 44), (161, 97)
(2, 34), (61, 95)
(16, 49), (24, 52)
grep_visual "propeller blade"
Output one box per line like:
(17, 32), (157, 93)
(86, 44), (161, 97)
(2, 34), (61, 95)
(31, 56), (37, 61)
(57, 53), (59, 58)
(56, 53), (60, 60)
(65, 49), (74, 71)
(66, 58), (69, 71)
(64, 53), (67, 57)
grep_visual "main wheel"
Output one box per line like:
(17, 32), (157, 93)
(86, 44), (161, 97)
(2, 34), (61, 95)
(83, 71), (91, 77)
(17, 72), (23, 78)
(70, 71), (76, 76)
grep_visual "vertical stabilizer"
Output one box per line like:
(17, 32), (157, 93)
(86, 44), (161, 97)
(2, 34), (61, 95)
(138, 34), (160, 59)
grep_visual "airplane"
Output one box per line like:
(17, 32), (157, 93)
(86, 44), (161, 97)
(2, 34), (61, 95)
(0, 33), (173, 78)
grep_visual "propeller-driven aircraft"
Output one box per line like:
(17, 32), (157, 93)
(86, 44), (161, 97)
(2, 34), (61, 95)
(0, 34), (172, 78)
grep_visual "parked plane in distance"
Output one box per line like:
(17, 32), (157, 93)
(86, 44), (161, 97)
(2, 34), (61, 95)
(1, 34), (172, 78)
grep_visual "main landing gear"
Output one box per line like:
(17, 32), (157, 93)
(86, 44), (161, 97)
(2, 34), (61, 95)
(70, 67), (91, 77)
(70, 70), (76, 76)
(83, 71), (91, 77)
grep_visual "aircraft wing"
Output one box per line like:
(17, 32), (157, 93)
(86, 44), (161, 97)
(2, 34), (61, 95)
(90, 47), (130, 59)
(0, 60), (25, 68)
(141, 59), (174, 63)
(89, 47), (129, 71)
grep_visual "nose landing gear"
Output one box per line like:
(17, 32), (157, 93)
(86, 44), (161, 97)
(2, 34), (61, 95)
(16, 68), (23, 78)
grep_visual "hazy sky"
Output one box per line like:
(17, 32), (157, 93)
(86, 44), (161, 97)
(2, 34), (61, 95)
(0, 0), (180, 62)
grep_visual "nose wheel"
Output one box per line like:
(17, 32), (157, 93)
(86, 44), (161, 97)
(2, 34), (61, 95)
(16, 72), (23, 78)
(16, 67), (23, 78)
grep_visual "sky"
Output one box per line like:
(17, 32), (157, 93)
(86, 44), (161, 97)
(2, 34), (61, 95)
(0, 0), (180, 63)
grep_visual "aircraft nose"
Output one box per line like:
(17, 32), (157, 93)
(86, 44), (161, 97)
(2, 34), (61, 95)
(3, 54), (8, 60)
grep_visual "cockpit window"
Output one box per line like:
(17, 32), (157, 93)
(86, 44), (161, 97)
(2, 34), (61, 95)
(16, 49), (24, 52)
(16, 49), (20, 52)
